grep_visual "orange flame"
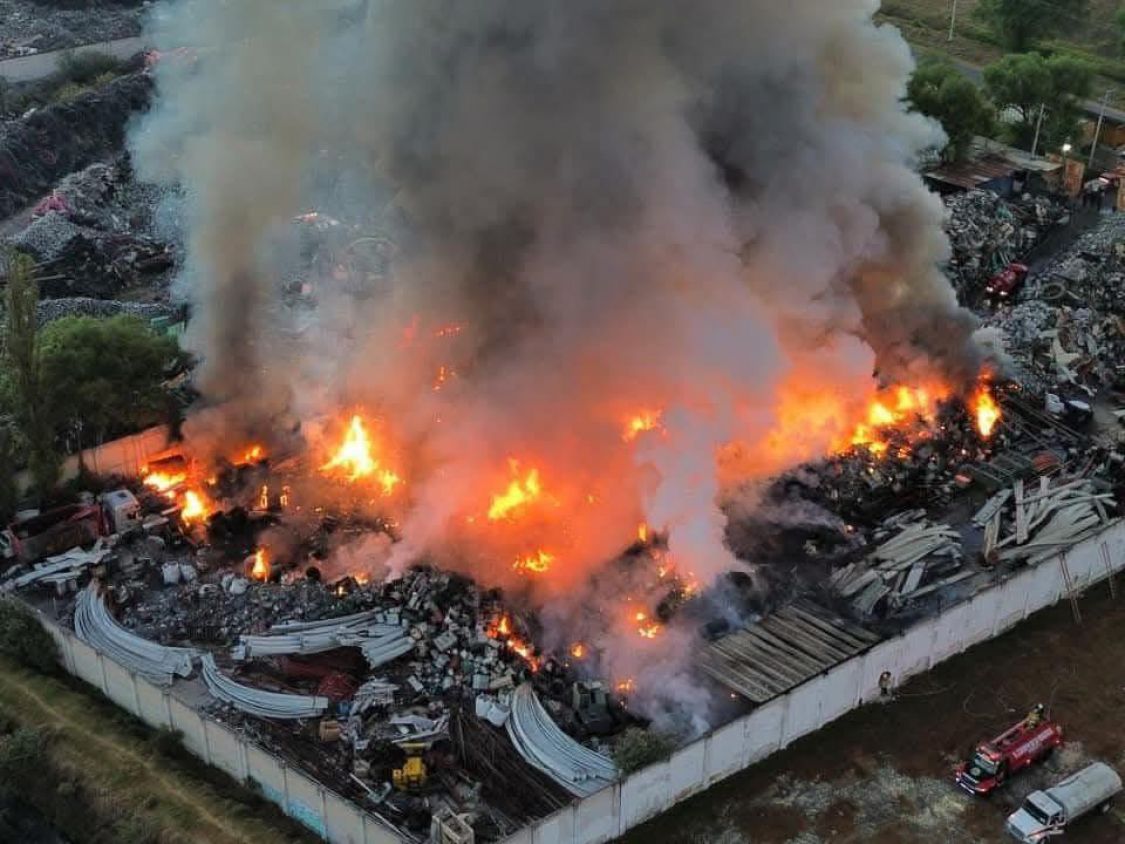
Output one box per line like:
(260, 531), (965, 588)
(637, 523), (649, 543)
(616, 678), (636, 694)
(570, 643), (586, 659)
(180, 489), (213, 524)
(488, 463), (542, 521)
(513, 549), (554, 574)
(236, 444), (265, 465)
(143, 471), (186, 494)
(633, 610), (662, 639)
(321, 415), (401, 494)
(623, 409), (663, 442)
(250, 548), (269, 581)
(841, 385), (948, 456)
(432, 365), (455, 392)
(486, 614), (540, 671)
(972, 384), (1001, 439)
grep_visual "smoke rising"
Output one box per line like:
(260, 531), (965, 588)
(131, 0), (982, 726)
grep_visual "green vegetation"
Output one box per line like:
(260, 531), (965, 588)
(984, 52), (1094, 149)
(39, 314), (183, 449)
(0, 600), (59, 674)
(907, 60), (995, 160)
(613, 727), (675, 774)
(974, 0), (1090, 52)
(0, 655), (315, 844)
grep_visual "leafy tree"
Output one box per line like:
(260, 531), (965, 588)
(38, 315), (181, 449)
(984, 53), (1093, 151)
(612, 727), (675, 774)
(974, 0), (1090, 52)
(0, 727), (46, 797)
(1117, 8), (1125, 57)
(2, 251), (59, 495)
(0, 427), (17, 524)
(0, 599), (59, 673)
(907, 61), (994, 161)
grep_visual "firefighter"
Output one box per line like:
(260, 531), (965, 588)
(1026, 703), (1046, 728)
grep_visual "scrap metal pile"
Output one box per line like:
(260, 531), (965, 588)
(3, 158), (178, 301)
(943, 190), (1065, 297)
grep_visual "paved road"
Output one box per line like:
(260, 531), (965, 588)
(0, 36), (145, 83)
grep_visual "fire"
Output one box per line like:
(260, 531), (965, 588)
(237, 444), (265, 465)
(616, 678), (635, 695)
(432, 365), (455, 391)
(633, 610), (662, 639)
(250, 548), (269, 581)
(497, 615), (511, 636)
(513, 549), (554, 574)
(258, 485), (269, 510)
(623, 409), (663, 442)
(570, 643), (586, 659)
(488, 463), (543, 521)
(486, 614), (540, 671)
(972, 383), (1001, 439)
(179, 489), (213, 524)
(434, 323), (464, 338)
(842, 384), (948, 456)
(143, 471), (186, 494)
(637, 523), (649, 543)
(321, 415), (401, 494)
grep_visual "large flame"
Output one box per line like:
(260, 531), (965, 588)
(623, 409), (663, 442)
(180, 489), (213, 524)
(972, 383), (1001, 439)
(143, 471), (186, 494)
(513, 549), (554, 574)
(250, 548), (270, 580)
(321, 414), (401, 494)
(488, 462), (543, 521)
(842, 385), (948, 456)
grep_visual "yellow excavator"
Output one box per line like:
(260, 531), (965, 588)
(392, 743), (427, 790)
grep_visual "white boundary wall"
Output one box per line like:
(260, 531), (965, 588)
(33, 519), (1125, 844)
(499, 519), (1125, 844)
(16, 424), (171, 494)
(37, 613), (405, 844)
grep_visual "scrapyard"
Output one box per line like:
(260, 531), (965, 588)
(5, 2), (1125, 844)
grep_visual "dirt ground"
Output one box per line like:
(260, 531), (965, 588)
(621, 581), (1125, 844)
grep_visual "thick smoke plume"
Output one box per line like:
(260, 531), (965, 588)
(132, 0), (982, 727)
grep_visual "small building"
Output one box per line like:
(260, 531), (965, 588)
(924, 137), (1062, 197)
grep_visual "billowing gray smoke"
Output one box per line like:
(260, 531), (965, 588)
(132, 0), (982, 730)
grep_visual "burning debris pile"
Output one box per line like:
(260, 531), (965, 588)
(3, 158), (178, 299)
(943, 190), (1065, 297)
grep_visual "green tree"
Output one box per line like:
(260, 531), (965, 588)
(2, 251), (59, 495)
(38, 315), (181, 448)
(0, 427), (17, 524)
(984, 53), (1093, 151)
(0, 599), (59, 673)
(974, 0), (1090, 52)
(907, 61), (995, 161)
(612, 727), (675, 774)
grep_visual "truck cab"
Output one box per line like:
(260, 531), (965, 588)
(1006, 762), (1121, 842)
(955, 707), (1063, 796)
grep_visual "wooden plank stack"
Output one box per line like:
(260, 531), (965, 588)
(828, 512), (964, 617)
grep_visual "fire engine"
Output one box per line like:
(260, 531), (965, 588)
(955, 705), (1063, 796)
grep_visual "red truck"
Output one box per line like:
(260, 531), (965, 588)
(954, 705), (1063, 796)
(984, 262), (1030, 301)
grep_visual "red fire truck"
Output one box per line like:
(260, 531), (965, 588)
(954, 705), (1063, 796)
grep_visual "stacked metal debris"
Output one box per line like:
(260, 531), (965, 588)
(74, 584), (197, 686)
(0, 540), (110, 593)
(943, 190), (1063, 296)
(828, 511), (965, 616)
(977, 477), (1119, 565)
(201, 653), (329, 720)
(234, 609), (414, 669)
(505, 684), (617, 798)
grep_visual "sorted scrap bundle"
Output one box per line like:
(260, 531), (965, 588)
(233, 608), (414, 668)
(978, 477), (1118, 565)
(828, 511), (966, 616)
(74, 583), (197, 686)
(201, 654), (329, 720)
(505, 684), (617, 798)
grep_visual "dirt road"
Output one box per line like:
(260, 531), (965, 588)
(622, 583), (1125, 844)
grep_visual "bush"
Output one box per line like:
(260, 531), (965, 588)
(612, 727), (674, 774)
(0, 727), (47, 796)
(58, 51), (123, 85)
(0, 599), (60, 673)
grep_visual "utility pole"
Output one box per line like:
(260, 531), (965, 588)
(948, 0), (958, 41)
(1030, 104), (1047, 159)
(1088, 89), (1111, 171)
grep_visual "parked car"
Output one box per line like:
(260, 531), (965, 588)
(985, 262), (1030, 301)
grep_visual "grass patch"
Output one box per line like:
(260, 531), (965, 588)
(0, 656), (316, 844)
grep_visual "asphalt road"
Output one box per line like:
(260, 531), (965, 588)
(0, 36), (145, 83)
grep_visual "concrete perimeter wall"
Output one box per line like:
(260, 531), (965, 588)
(34, 520), (1125, 844)
(17, 424), (170, 494)
(500, 520), (1125, 844)
(38, 614), (405, 844)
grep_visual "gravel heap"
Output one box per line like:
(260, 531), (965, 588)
(36, 296), (178, 326)
(0, 0), (144, 58)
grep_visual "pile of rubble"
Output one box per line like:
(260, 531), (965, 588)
(0, 0), (143, 58)
(943, 190), (1064, 296)
(827, 511), (966, 617)
(34, 296), (180, 326)
(4, 158), (178, 299)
